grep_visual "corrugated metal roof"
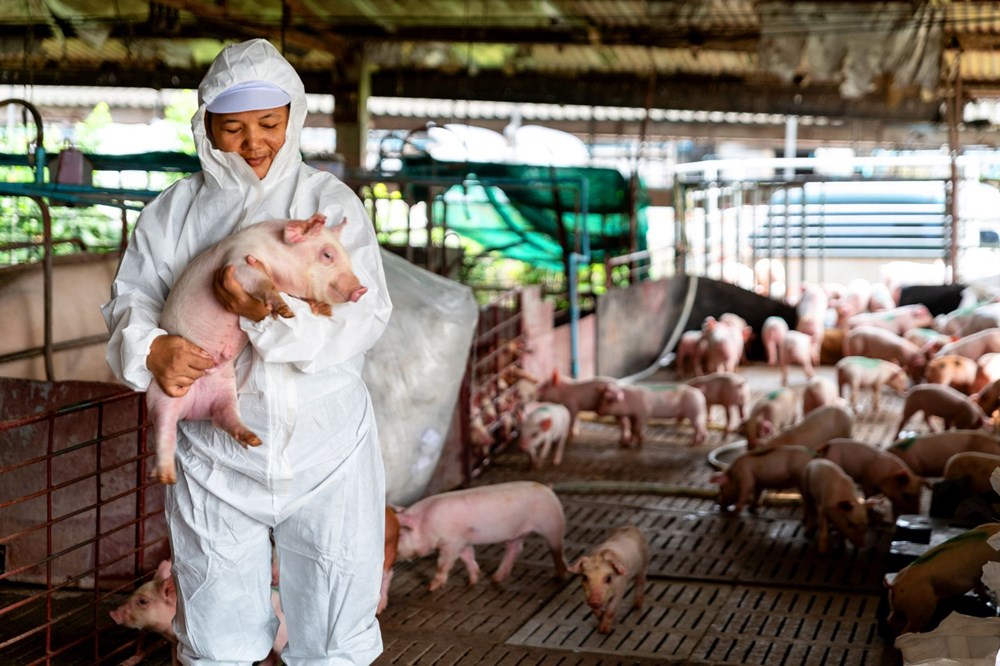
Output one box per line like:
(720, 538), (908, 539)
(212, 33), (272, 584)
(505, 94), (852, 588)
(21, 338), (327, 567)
(4, 1), (1000, 122)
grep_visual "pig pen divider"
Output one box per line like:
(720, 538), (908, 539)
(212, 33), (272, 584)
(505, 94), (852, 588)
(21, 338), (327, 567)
(0, 380), (171, 665)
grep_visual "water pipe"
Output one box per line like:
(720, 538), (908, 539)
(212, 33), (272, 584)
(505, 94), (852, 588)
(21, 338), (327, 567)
(0, 99), (45, 184)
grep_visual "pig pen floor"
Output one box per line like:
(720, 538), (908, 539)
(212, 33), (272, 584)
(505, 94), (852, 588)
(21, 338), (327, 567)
(2, 364), (910, 665)
(375, 364), (904, 666)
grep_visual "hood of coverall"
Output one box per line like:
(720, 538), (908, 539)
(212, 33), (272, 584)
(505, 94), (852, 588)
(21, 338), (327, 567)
(192, 39), (307, 193)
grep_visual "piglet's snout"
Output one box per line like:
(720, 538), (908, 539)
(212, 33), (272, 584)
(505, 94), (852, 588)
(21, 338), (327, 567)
(349, 285), (368, 302)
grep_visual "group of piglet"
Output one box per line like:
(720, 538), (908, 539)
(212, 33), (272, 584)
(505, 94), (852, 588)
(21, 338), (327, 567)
(110, 483), (652, 647)
(704, 276), (1000, 639)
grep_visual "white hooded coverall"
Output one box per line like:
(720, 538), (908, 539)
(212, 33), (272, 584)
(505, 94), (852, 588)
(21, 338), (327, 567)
(102, 39), (392, 665)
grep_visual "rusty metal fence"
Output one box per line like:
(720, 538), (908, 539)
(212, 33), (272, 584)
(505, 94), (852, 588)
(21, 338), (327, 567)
(0, 378), (170, 665)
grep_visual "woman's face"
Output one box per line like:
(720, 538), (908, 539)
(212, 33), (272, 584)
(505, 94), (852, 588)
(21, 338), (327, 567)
(208, 105), (289, 179)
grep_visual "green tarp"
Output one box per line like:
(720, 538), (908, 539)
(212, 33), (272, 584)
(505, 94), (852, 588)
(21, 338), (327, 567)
(397, 156), (648, 270)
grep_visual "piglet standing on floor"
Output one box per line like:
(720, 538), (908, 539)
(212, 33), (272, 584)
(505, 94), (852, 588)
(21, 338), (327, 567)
(802, 376), (845, 416)
(108, 559), (177, 642)
(597, 383), (708, 447)
(711, 445), (816, 514)
(739, 387), (799, 449)
(800, 458), (871, 554)
(378, 506), (401, 615)
(887, 430), (1000, 477)
(835, 356), (908, 412)
(146, 213), (368, 484)
(761, 316), (789, 367)
(535, 370), (618, 444)
(779, 329), (817, 386)
(894, 383), (988, 439)
(760, 404), (854, 451)
(395, 481), (568, 592)
(885, 523), (1000, 636)
(518, 402), (572, 468)
(568, 525), (650, 634)
(817, 438), (927, 517)
(685, 371), (749, 434)
(109, 560), (286, 665)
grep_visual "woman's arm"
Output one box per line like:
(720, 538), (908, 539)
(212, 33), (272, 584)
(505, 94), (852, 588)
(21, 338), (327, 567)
(102, 186), (214, 392)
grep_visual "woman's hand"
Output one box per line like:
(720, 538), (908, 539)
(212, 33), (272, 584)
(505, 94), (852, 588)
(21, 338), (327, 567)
(147, 335), (216, 397)
(213, 265), (271, 322)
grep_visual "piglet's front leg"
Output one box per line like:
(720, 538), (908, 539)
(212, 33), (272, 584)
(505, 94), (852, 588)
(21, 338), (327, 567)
(239, 257), (295, 318)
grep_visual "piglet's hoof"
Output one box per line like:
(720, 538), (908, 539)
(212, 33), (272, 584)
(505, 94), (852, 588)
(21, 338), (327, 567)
(150, 464), (177, 485)
(234, 431), (262, 448)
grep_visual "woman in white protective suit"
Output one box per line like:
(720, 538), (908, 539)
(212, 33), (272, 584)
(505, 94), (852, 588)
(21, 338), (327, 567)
(102, 38), (392, 664)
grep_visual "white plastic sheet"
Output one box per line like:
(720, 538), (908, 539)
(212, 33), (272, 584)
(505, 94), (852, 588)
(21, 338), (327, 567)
(364, 249), (479, 505)
(895, 613), (1000, 666)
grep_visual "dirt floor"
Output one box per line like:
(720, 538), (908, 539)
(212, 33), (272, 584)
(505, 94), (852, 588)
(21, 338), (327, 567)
(375, 363), (906, 666)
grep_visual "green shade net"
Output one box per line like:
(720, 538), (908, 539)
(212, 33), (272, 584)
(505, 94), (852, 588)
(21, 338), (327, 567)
(397, 156), (649, 270)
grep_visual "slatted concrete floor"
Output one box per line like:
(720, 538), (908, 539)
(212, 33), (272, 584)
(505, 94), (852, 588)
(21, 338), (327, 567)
(375, 365), (906, 666)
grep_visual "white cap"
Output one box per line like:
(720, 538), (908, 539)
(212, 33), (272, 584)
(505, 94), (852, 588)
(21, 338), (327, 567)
(206, 80), (291, 114)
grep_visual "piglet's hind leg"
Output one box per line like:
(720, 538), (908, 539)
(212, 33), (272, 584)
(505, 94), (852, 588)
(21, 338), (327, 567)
(206, 374), (260, 447)
(145, 385), (185, 484)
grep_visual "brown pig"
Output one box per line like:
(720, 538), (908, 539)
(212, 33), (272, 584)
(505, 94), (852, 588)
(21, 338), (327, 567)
(379, 506), (401, 614)
(597, 383), (708, 447)
(972, 376), (1000, 419)
(887, 430), (1000, 476)
(835, 356), (908, 412)
(924, 354), (980, 394)
(942, 452), (1000, 496)
(817, 438), (927, 517)
(518, 402), (572, 468)
(843, 325), (927, 380)
(800, 458), (870, 554)
(761, 404), (854, 451)
(395, 481), (568, 591)
(685, 371), (749, 433)
(568, 525), (650, 634)
(740, 388), (799, 450)
(535, 370), (618, 444)
(711, 445), (817, 513)
(885, 523), (1000, 635)
(894, 384), (988, 439)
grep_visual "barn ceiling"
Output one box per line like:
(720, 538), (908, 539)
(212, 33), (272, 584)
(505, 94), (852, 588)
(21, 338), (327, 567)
(2, 1), (1000, 124)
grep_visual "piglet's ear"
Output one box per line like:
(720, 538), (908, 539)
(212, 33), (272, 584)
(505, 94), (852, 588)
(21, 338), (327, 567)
(283, 215), (326, 244)
(160, 576), (176, 603)
(155, 559), (173, 581)
(330, 216), (348, 237)
(610, 558), (628, 577)
(567, 557), (586, 574)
